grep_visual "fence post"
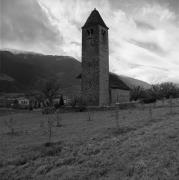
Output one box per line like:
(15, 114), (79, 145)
(169, 96), (173, 114)
(149, 104), (153, 120)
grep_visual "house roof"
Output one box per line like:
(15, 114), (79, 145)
(82, 9), (108, 29)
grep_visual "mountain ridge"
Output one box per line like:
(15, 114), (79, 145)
(0, 50), (81, 92)
(0, 50), (152, 93)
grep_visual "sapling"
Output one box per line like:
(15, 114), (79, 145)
(149, 104), (153, 120)
(115, 107), (120, 129)
(169, 96), (173, 114)
(128, 108), (132, 114)
(45, 115), (55, 144)
(140, 103), (145, 110)
(87, 109), (94, 121)
(40, 119), (45, 128)
(4, 115), (16, 135)
(54, 111), (62, 127)
(153, 101), (156, 108)
(122, 112), (126, 120)
(162, 98), (165, 106)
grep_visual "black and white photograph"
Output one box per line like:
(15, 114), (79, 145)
(0, 0), (179, 179)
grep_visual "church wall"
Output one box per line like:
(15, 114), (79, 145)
(99, 26), (109, 106)
(111, 89), (130, 104)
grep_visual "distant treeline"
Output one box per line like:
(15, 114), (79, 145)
(130, 82), (179, 102)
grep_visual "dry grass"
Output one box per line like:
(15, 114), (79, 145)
(0, 103), (179, 180)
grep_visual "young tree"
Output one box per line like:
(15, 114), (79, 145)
(53, 111), (62, 127)
(46, 115), (54, 144)
(4, 116), (16, 135)
(115, 107), (120, 129)
(160, 82), (178, 99)
(148, 104), (153, 120)
(87, 109), (94, 121)
(35, 94), (44, 108)
(149, 84), (163, 100)
(37, 78), (61, 107)
(130, 86), (145, 101)
(169, 95), (173, 114)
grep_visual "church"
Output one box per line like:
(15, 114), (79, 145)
(80, 9), (130, 106)
(78, 9), (150, 106)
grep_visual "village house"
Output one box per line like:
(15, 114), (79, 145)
(16, 97), (30, 107)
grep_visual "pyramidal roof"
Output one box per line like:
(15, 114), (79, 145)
(82, 8), (108, 29)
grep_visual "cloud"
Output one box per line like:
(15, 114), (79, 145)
(1, 0), (179, 84)
(128, 40), (166, 56)
(37, 0), (112, 59)
(0, 0), (63, 54)
(107, 3), (179, 83)
(135, 20), (155, 30)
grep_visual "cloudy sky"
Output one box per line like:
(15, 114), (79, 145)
(1, 0), (179, 84)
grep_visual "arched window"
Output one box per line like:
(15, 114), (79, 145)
(86, 29), (94, 36)
(87, 30), (90, 36)
(101, 29), (106, 36)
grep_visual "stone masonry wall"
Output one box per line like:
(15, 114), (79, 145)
(81, 26), (99, 106)
(99, 26), (109, 106)
(81, 25), (109, 106)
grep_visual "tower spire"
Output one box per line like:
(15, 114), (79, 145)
(82, 9), (108, 29)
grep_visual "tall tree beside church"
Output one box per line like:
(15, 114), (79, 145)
(37, 78), (60, 106)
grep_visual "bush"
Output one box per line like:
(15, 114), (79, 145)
(130, 86), (146, 101)
(160, 82), (178, 99)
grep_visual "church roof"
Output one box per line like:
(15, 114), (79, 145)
(109, 73), (130, 90)
(76, 73), (130, 90)
(76, 72), (151, 90)
(82, 9), (108, 29)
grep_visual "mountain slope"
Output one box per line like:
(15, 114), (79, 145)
(0, 50), (151, 93)
(0, 50), (81, 92)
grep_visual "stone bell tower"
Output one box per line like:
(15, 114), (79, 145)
(81, 9), (109, 106)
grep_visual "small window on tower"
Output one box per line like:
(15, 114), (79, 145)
(87, 29), (94, 36)
(87, 30), (90, 36)
(101, 29), (106, 36)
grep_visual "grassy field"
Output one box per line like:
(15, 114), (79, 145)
(0, 102), (179, 180)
